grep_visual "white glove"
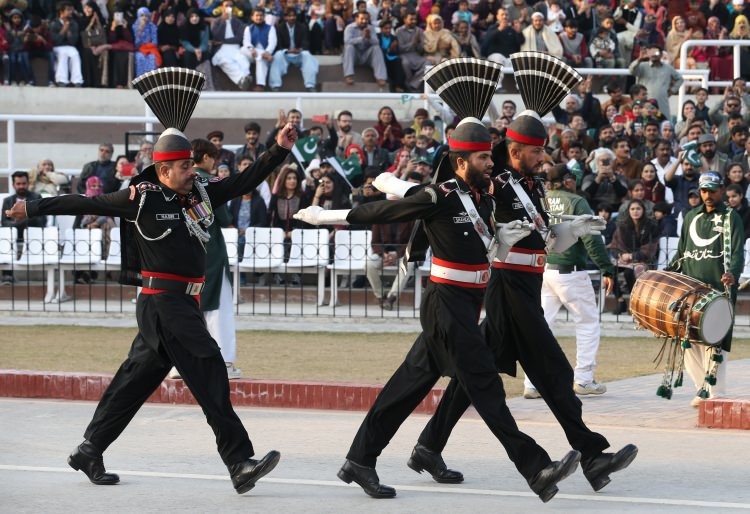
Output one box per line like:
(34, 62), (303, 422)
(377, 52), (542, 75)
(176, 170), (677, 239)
(570, 214), (606, 239)
(293, 206), (351, 225)
(492, 220), (534, 261)
(372, 172), (417, 199)
(547, 215), (605, 253)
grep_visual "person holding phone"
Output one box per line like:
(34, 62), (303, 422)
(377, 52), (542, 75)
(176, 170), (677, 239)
(628, 44), (683, 120)
(582, 148), (628, 213)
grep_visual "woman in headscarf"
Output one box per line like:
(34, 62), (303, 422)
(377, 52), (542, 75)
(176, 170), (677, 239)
(179, 8), (209, 69)
(157, 8), (181, 67)
(451, 19), (480, 57)
(423, 14), (460, 64)
(730, 15), (750, 79)
(665, 15), (692, 68)
(133, 6), (160, 77)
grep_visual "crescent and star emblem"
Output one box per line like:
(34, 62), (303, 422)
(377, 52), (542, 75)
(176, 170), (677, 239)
(303, 139), (318, 154)
(688, 213), (721, 247)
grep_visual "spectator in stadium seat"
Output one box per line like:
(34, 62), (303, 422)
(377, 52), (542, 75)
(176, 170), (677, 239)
(235, 121), (267, 164)
(180, 9), (210, 70)
(50, 0), (84, 87)
(211, 0), (253, 91)
(270, 8), (319, 92)
(394, 11), (426, 93)
(107, 9), (135, 89)
(242, 7), (277, 91)
(133, 7), (159, 78)
(28, 159), (69, 197)
(78, 143), (119, 194)
(424, 13), (461, 63)
(157, 9), (181, 67)
(373, 106), (403, 154)
(342, 11), (387, 88)
(559, 19), (593, 68)
(521, 11), (562, 57)
(1, 171), (47, 285)
(323, 0), (352, 54)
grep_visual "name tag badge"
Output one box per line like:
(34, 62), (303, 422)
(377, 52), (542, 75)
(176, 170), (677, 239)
(156, 213), (181, 221)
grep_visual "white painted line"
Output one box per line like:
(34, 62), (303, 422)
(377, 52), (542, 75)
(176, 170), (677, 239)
(2, 464), (749, 509)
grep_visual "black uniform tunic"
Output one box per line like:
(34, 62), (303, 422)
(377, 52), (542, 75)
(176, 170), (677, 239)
(343, 177), (553, 484)
(418, 168), (611, 464)
(25, 145), (289, 466)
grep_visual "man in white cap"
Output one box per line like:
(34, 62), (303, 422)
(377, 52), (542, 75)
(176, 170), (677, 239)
(521, 12), (563, 57)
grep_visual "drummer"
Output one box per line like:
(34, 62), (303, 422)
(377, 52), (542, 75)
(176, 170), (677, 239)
(665, 171), (744, 407)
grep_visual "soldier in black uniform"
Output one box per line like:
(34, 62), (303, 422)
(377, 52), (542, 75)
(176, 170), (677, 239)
(5, 123), (298, 494)
(295, 117), (581, 503)
(414, 111), (638, 494)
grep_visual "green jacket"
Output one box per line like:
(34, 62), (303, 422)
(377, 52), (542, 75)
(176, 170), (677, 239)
(666, 202), (744, 351)
(545, 188), (615, 277)
(195, 167), (233, 312)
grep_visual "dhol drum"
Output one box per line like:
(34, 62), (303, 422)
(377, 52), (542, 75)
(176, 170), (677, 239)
(629, 270), (733, 346)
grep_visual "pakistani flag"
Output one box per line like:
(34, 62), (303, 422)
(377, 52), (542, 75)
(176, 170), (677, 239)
(291, 134), (319, 166)
(327, 155), (362, 188)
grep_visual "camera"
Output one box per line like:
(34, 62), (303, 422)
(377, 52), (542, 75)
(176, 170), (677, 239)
(601, 158), (611, 166)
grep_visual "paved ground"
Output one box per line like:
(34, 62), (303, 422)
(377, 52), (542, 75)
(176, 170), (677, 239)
(2, 361), (750, 513)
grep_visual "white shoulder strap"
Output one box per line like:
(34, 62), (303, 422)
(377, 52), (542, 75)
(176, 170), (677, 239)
(449, 179), (494, 250)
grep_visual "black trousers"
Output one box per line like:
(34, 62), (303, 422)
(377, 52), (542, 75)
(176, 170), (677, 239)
(346, 282), (551, 482)
(419, 268), (610, 464)
(83, 292), (253, 466)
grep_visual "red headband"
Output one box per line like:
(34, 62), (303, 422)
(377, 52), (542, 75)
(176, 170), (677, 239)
(448, 138), (492, 152)
(505, 128), (545, 147)
(153, 150), (193, 161)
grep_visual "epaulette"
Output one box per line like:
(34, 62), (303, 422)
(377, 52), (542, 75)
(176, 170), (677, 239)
(494, 171), (512, 188)
(129, 181), (161, 201)
(438, 180), (459, 196)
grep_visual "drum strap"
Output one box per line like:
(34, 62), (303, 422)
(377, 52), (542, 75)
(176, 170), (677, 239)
(722, 211), (731, 295)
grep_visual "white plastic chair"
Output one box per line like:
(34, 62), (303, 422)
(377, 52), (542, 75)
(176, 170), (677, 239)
(56, 228), (103, 302)
(12, 226), (60, 302)
(273, 228), (330, 306)
(327, 229), (371, 306)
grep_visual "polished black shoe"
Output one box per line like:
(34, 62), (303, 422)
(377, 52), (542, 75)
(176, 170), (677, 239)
(67, 440), (119, 485)
(582, 444), (638, 492)
(407, 444), (464, 484)
(337, 459), (396, 498)
(529, 450), (581, 503)
(228, 450), (281, 494)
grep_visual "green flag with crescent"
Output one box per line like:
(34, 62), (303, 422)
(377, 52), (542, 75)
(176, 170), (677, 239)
(291, 134), (319, 166)
(326, 155), (362, 189)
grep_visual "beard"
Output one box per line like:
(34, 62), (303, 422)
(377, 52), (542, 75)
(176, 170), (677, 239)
(465, 162), (491, 189)
(703, 149), (716, 160)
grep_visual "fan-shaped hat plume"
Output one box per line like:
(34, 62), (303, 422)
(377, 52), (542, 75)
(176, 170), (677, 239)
(509, 52), (582, 118)
(424, 57), (503, 121)
(132, 67), (205, 132)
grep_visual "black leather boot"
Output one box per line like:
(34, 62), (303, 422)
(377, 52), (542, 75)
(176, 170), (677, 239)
(582, 444), (638, 492)
(228, 450), (281, 494)
(407, 444), (464, 483)
(528, 450), (581, 503)
(337, 459), (396, 498)
(67, 440), (120, 485)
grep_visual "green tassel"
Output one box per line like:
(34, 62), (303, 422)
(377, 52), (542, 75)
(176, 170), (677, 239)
(681, 339), (691, 349)
(656, 385), (667, 398)
(698, 388), (710, 399)
(666, 388), (673, 399)
(707, 374), (717, 386)
(712, 354), (724, 363)
(673, 372), (683, 388)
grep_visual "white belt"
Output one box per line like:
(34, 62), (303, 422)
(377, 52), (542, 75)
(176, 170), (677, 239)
(495, 250), (546, 268)
(431, 263), (490, 285)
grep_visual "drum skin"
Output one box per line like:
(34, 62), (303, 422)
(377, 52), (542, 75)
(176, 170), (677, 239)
(629, 270), (732, 346)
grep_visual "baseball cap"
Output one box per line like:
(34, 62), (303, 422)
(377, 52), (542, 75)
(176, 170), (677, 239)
(612, 114), (626, 123)
(413, 155), (432, 165)
(699, 172), (722, 191)
(687, 188), (700, 197)
(697, 133), (716, 145)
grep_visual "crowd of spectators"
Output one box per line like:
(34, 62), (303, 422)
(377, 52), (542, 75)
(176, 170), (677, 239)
(2, 0), (749, 91)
